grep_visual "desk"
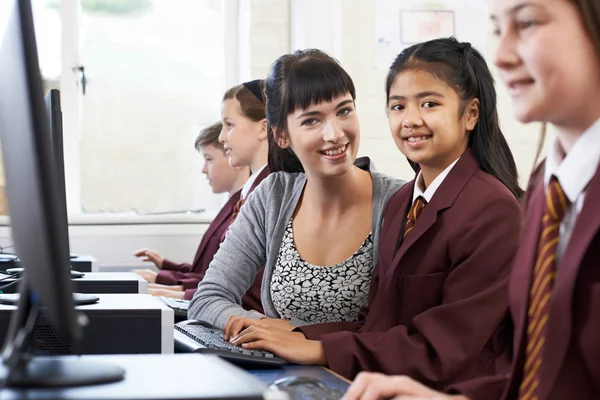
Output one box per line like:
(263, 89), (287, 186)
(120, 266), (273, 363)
(249, 365), (350, 393)
(175, 330), (350, 396)
(69, 254), (99, 272)
(0, 354), (266, 399)
(0, 272), (147, 294)
(0, 255), (99, 273)
(0, 294), (173, 354)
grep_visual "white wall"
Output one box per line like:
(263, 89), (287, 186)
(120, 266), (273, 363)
(257, 0), (551, 186)
(1, 1), (552, 269)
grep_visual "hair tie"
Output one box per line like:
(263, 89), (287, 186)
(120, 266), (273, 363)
(242, 80), (264, 103)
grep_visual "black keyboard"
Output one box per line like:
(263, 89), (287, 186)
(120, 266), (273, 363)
(157, 296), (189, 317)
(175, 320), (286, 368)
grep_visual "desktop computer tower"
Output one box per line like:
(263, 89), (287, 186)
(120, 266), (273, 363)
(0, 294), (173, 355)
(0, 272), (147, 294)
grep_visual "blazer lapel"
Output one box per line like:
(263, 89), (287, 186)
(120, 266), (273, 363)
(379, 182), (414, 281)
(540, 163), (600, 399)
(192, 190), (241, 266)
(505, 180), (544, 395)
(390, 150), (479, 268)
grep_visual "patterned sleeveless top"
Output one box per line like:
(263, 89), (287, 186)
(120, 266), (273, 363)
(270, 218), (373, 324)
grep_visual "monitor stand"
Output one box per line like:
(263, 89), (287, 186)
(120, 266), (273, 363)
(0, 285), (124, 388)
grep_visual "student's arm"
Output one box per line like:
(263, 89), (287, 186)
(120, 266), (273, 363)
(446, 374), (509, 400)
(317, 194), (520, 382)
(183, 288), (197, 301)
(187, 183), (269, 328)
(161, 259), (192, 273)
(176, 273), (204, 290)
(155, 268), (190, 286)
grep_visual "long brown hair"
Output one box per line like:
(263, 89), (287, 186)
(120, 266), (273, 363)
(222, 81), (266, 123)
(528, 0), (600, 192)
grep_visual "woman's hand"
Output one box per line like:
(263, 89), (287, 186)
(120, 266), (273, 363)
(229, 325), (326, 365)
(223, 315), (295, 341)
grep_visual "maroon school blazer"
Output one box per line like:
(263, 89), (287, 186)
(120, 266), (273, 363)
(453, 161), (600, 400)
(298, 150), (521, 388)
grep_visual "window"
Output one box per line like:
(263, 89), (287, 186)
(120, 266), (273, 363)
(17, 0), (244, 217)
(78, 0), (226, 213)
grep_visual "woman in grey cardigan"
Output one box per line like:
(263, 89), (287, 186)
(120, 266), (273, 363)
(188, 49), (404, 338)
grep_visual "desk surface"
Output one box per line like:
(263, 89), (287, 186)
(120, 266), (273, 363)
(0, 293), (168, 312)
(249, 365), (350, 393)
(0, 354), (266, 399)
(175, 330), (350, 395)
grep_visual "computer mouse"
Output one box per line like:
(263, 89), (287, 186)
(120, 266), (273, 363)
(269, 375), (327, 389)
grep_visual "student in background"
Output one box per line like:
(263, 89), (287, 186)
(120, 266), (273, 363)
(217, 79), (271, 312)
(230, 38), (523, 390)
(340, 0), (600, 399)
(187, 49), (403, 333)
(132, 122), (249, 300)
(220, 79), (271, 228)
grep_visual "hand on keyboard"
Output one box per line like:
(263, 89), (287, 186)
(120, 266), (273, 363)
(229, 325), (327, 365)
(175, 320), (286, 368)
(224, 314), (295, 341)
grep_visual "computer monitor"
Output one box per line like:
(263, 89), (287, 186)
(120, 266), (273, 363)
(0, 0), (124, 387)
(44, 89), (77, 260)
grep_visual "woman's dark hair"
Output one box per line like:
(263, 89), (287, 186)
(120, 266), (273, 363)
(386, 37), (523, 200)
(264, 49), (356, 173)
(222, 80), (266, 122)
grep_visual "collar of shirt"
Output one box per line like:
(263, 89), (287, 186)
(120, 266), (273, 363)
(241, 164), (267, 199)
(412, 157), (460, 204)
(544, 117), (600, 203)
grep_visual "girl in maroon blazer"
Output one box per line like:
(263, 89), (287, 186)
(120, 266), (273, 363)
(132, 122), (249, 300)
(341, 0), (600, 399)
(132, 80), (269, 308)
(230, 38), (523, 389)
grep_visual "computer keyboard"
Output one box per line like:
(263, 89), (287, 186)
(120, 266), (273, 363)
(175, 320), (286, 368)
(157, 296), (189, 317)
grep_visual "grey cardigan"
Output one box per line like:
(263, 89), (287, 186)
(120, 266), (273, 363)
(188, 158), (405, 328)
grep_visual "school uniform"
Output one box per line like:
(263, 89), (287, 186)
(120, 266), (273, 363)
(298, 149), (521, 388)
(156, 165), (270, 308)
(451, 120), (600, 400)
(156, 189), (242, 300)
(229, 165), (270, 312)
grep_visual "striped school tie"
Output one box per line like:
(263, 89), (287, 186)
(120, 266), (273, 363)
(230, 197), (245, 225)
(404, 196), (426, 239)
(518, 176), (570, 400)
